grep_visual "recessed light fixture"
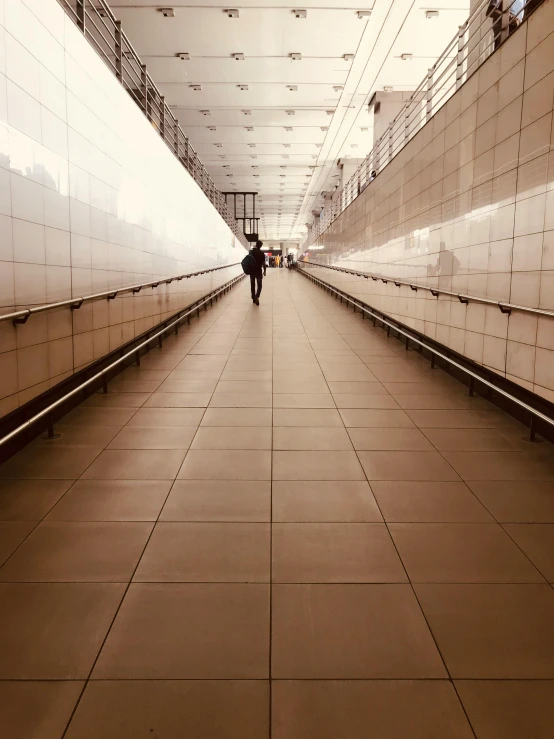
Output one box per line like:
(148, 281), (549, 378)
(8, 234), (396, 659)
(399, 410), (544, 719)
(243, 109), (252, 115)
(321, 126), (328, 131)
(351, 144), (358, 148)
(225, 8), (239, 17)
(222, 164), (230, 168)
(285, 126), (293, 131)
(283, 144), (291, 148)
(248, 143), (256, 147)
(245, 126), (254, 131)
(233, 52), (245, 60)
(326, 110), (334, 115)
(282, 155), (289, 159)
(344, 54), (354, 61)
(426, 10), (439, 19)
(200, 110), (211, 115)
(177, 52), (190, 60)
(190, 84), (202, 91)
(160, 8), (175, 17)
(383, 85), (393, 91)
(214, 143), (223, 147)
(290, 53), (302, 61)
(293, 8), (307, 17)
(361, 126), (368, 131)
(357, 10), (371, 18)
(238, 84), (249, 90)
(287, 85), (298, 91)
(286, 110), (295, 116)
(251, 155), (258, 159)
(401, 53), (413, 61)
(333, 85), (344, 92)
(207, 126), (216, 131)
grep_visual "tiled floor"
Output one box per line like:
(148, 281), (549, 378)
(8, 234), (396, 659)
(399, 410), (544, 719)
(1, 268), (554, 738)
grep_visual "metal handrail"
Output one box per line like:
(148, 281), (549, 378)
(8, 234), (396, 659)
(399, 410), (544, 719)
(299, 260), (554, 320)
(297, 263), (554, 440)
(58, 0), (248, 247)
(1, 263), (241, 326)
(306, 0), (533, 245)
(0, 273), (245, 448)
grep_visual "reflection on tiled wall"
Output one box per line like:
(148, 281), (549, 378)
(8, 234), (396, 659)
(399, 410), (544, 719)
(0, 0), (243, 418)
(305, 0), (554, 403)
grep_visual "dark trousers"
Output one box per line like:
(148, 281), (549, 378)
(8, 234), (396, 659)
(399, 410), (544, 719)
(250, 272), (263, 299)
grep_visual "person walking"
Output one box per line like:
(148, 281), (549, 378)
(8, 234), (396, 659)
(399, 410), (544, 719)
(249, 240), (266, 305)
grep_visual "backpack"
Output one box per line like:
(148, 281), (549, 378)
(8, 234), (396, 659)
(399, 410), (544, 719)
(241, 252), (256, 275)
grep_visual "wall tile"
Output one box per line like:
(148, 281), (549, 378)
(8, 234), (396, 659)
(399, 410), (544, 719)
(521, 71), (554, 127)
(6, 78), (40, 142)
(10, 171), (44, 224)
(512, 232), (544, 271)
(12, 217), (44, 264)
(506, 339), (536, 381)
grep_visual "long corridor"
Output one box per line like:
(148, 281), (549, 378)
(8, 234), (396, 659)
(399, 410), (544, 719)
(1, 268), (554, 738)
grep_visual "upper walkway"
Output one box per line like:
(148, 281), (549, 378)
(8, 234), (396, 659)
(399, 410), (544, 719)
(1, 269), (554, 738)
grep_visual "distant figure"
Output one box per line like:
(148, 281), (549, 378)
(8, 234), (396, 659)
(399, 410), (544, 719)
(369, 170), (376, 182)
(287, 253), (294, 268)
(249, 240), (266, 306)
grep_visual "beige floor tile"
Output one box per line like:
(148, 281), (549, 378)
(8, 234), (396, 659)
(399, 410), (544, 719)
(272, 523), (407, 583)
(406, 410), (495, 428)
(108, 426), (196, 450)
(82, 450), (186, 480)
(0, 681), (84, 739)
(272, 481), (382, 522)
(221, 369), (273, 382)
(0, 446), (102, 480)
(161, 480), (271, 522)
(326, 381), (389, 394)
(348, 427), (434, 451)
(0, 480), (72, 521)
(209, 393), (273, 408)
(108, 380), (162, 393)
(273, 380), (329, 394)
(393, 395), (468, 410)
(273, 427), (353, 450)
(389, 523), (544, 583)
(415, 583), (554, 677)
(31, 425), (120, 449)
(216, 381), (273, 393)
(358, 451), (459, 481)
(179, 450), (271, 480)
(46, 480), (170, 522)
(82, 393), (150, 408)
(271, 584), (446, 678)
(65, 680), (269, 739)
(323, 368), (377, 382)
(191, 426), (272, 450)
(455, 680), (554, 739)
(382, 381), (463, 395)
(339, 409), (415, 427)
(0, 582), (124, 678)
(273, 451), (365, 481)
(371, 481), (493, 522)
(367, 365), (427, 383)
(422, 428), (516, 451)
(273, 394), (335, 409)
(127, 408), (204, 427)
(134, 522), (270, 582)
(144, 393), (211, 408)
(0, 522), (36, 566)
(442, 452), (554, 481)
(272, 680), (474, 739)
(503, 525), (554, 581)
(201, 408), (272, 426)
(468, 481), (554, 522)
(333, 394), (400, 409)
(156, 380), (218, 393)
(93, 583), (269, 678)
(273, 409), (344, 427)
(0, 521), (152, 582)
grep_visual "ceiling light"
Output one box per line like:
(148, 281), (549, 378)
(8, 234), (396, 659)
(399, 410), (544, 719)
(384, 85), (393, 91)
(248, 143), (256, 147)
(207, 126), (216, 131)
(214, 143), (222, 147)
(286, 110), (295, 116)
(333, 85), (344, 92)
(238, 84), (249, 90)
(290, 53), (302, 61)
(220, 154), (226, 158)
(200, 110), (211, 115)
(251, 155), (257, 159)
(223, 164), (230, 168)
(426, 10), (439, 19)
(190, 84), (202, 91)
(285, 126), (293, 131)
(357, 10), (371, 18)
(225, 8), (239, 17)
(283, 144), (291, 148)
(242, 109), (252, 115)
(320, 126), (328, 131)
(361, 126), (368, 131)
(252, 165), (259, 168)
(401, 53), (413, 61)
(326, 110), (334, 115)
(245, 126), (254, 131)
(233, 52), (245, 60)
(282, 155), (289, 159)
(280, 165), (286, 168)
(280, 174), (286, 177)
(351, 144), (358, 148)
(344, 54), (354, 61)
(287, 85), (298, 91)
(177, 52), (190, 60)
(160, 8), (175, 17)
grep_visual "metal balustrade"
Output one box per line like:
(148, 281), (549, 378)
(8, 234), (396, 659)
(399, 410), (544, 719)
(58, 0), (248, 247)
(298, 260), (554, 320)
(305, 0), (537, 246)
(0, 263), (241, 326)
(296, 262), (554, 441)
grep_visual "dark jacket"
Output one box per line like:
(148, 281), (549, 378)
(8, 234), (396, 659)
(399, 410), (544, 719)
(251, 248), (266, 276)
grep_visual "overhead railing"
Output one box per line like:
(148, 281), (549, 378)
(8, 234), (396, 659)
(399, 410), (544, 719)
(0, 272), (245, 449)
(296, 262), (554, 441)
(1, 263), (240, 327)
(299, 260), (554, 320)
(59, 0), (248, 247)
(306, 0), (533, 245)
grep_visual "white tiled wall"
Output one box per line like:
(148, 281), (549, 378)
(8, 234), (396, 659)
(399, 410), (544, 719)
(303, 0), (554, 403)
(0, 0), (244, 418)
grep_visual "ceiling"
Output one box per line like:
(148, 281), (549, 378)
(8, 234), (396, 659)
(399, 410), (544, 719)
(110, 1), (470, 243)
